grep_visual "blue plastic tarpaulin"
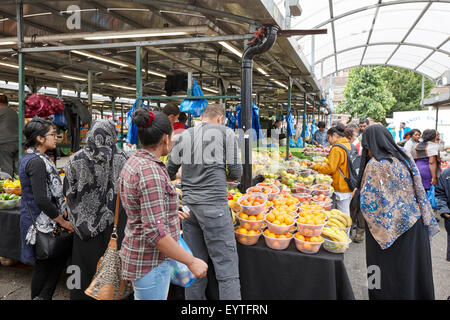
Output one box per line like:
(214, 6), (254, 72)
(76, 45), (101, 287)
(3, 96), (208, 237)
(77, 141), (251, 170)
(226, 110), (237, 130)
(236, 102), (263, 140)
(179, 78), (208, 117)
(286, 109), (295, 137)
(126, 97), (148, 145)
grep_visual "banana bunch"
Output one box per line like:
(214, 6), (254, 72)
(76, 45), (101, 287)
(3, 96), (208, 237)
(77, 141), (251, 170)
(325, 209), (352, 228)
(322, 226), (349, 243)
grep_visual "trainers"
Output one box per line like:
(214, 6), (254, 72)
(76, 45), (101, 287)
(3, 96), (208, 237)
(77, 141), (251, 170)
(353, 228), (364, 243)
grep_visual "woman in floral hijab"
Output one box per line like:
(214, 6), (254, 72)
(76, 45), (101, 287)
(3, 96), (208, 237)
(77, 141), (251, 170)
(357, 124), (439, 300)
(63, 119), (129, 300)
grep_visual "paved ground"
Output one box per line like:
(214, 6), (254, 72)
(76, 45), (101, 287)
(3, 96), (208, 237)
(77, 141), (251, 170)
(1, 218), (448, 300)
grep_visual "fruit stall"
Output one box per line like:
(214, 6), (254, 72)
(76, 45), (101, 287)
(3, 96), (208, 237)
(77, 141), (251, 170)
(0, 177), (23, 265)
(206, 149), (355, 299)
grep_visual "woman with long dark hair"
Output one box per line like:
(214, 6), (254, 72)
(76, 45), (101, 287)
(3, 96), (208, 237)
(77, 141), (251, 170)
(63, 119), (129, 300)
(403, 128), (421, 153)
(119, 108), (207, 300)
(410, 129), (440, 191)
(19, 118), (74, 300)
(356, 124), (439, 299)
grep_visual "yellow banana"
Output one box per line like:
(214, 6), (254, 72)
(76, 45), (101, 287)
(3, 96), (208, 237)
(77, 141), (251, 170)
(339, 213), (352, 227)
(329, 217), (346, 228)
(333, 215), (349, 228)
(326, 221), (340, 228)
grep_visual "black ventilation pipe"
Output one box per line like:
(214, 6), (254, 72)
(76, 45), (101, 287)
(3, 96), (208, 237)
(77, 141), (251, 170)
(240, 25), (279, 192)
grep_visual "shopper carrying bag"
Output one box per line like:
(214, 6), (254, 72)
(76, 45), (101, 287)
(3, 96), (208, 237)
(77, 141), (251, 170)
(85, 189), (133, 300)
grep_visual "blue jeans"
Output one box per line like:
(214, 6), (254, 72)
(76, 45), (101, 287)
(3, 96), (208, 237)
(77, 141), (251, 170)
(132, 260), (171, 300)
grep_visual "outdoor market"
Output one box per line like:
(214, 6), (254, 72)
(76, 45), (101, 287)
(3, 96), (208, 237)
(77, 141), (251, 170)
(0, 0), (449, 302)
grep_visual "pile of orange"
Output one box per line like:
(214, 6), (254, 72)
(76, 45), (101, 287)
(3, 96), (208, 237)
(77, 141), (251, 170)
(295, 233), (323, 243)
(236, 227), (261, 236)
(264, 229), (292, 239)
(239, 195), (266, 207)
(238, 212), (265, 221)
(265, 211), (295, 226)
(297, 214), (326, 226)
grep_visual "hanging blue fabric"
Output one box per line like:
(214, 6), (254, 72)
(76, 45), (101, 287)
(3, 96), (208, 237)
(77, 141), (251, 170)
(52, 112), (67, 128)
(427, 185), (438, 210)
(126, 97), (147, 145)
(226, 110), (237, 130)
(310, 120), (318, 136)
(180, 78), (208, 117)
(236, 102), (263, 141)
(286, 109), (295, 137)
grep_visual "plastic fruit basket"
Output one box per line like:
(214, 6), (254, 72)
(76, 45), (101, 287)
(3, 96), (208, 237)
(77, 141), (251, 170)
(266, 219), (295, 235)
(291, 193), (312, 203)
(295, 184), (313, 195)
(298, 169), (313, 177)
(294, 236), (323, 254)
(322, 237), (352, 253)
(311, 184), (333, 197)
(0, 198), (20, 210)
(249, 184), (280, 201)
(235, 228), (262, 246)
(312, 200), (333, 211)
(296, 221), (326, 237)
(238, 216), (265, 231)
(263, 233), (293, 250)
(4, 187), (21, 196)
(237, 194), (268, 215)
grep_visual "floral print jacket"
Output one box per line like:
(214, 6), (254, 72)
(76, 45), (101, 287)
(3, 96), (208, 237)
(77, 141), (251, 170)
(360, 156), (439, 249)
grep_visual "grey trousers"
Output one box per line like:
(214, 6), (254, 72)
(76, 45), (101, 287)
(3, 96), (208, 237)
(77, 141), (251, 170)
(0, 142), (18, 177)
(182, 203), (241, 300)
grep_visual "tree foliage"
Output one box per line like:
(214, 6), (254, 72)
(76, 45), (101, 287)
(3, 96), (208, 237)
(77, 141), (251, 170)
(336, 66), (395, 122)
(336, 66), (434, 122)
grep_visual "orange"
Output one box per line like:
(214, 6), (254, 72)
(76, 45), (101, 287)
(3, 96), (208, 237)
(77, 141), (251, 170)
(239, 212), (249, 220)
(278, 234), (287, 239)
(295, 233), (305, 241)
(248, 215), (257, 221)
(271, 241), (281, 249)
(248, 230), (257, 236)
(285, 232), (292, 238)
(303, 243), (312, 250)
(266, 213), (275, 223)
(272, 220), (281, 225)
(305, 219), (314, 225)
(285, 217), (294, 225)
(243, 222), (251, 230)
(264, 229), (270, 236)
(297, 217), (306, 224)
(268, 232), (277, 238)
(239, 228), (248, 235)
(277, 215), (285, 224)
(256, 213), (265, 221)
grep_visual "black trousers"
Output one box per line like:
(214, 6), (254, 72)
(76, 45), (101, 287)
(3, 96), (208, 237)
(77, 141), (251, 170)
(31, 254), (69, 300)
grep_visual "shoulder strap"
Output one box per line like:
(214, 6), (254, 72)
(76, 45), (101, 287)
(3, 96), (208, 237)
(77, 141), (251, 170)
(112, 188), (120, 236)
(26, 203), (38, 229)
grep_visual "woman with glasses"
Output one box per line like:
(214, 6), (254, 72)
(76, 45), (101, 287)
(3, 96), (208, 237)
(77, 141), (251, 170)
(19, 118), (74, 300)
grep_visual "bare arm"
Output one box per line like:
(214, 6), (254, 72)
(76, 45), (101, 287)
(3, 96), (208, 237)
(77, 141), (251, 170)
(429, 155), (438, 185)
(155, 235), (207, 278)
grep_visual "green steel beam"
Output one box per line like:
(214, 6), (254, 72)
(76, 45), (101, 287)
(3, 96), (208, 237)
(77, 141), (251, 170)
(302, 93), (307, 140)
(17, 1), (25, 160)
(286, 77), (292, 161)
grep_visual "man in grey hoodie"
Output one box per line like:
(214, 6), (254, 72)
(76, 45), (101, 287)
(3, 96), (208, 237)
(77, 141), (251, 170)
(167, 104), (243, 300)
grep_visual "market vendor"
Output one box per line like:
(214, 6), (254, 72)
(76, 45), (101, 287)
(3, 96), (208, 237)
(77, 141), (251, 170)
(312, 121), (329, 147)
(312, 123), (352, 215)
(0, 95), (19, 176)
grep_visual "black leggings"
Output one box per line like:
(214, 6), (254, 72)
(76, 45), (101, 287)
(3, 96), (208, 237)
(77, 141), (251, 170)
(31, 255), (69, 300)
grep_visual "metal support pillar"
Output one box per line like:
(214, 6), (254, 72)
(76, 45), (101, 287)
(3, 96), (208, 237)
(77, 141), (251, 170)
(120, 104), (124, 149)
(88, 70), (93, 124)
(302, 93), (307, 141)
(111, 97), (116, 122)
(187, 72), (193, 127)
(101, 105), (104, 119)
(17, 1), (25, 160)
(57, 83), (62, 99)
(286, 77), (292, 161)
(136, 46), (143, 108)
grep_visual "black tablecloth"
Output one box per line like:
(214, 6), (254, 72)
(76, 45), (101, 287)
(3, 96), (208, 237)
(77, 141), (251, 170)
(207, 237), (355, 300)
(0, 209), (22, 262)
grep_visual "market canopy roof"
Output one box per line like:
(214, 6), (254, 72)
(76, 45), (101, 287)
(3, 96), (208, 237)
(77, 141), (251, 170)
(276, 0), (450, 81)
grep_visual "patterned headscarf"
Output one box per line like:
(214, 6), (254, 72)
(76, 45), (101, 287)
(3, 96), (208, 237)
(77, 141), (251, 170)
(64, 120), (129, 240)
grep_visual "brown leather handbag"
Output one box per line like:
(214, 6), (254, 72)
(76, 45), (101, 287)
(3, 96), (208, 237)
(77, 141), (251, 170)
(84, 190), (133, 300)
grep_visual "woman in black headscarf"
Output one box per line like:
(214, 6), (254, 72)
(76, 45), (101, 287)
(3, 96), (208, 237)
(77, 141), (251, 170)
(354, 124), (439, 300)
(63, 119), (129, 300)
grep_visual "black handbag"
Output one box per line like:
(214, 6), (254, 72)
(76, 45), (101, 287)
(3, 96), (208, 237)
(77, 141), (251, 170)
(350, 189), (365, 229)
(26, 204), (73, 260)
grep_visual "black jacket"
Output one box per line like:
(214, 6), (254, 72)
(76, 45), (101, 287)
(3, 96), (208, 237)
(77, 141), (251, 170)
(436, 168), (450, 218)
